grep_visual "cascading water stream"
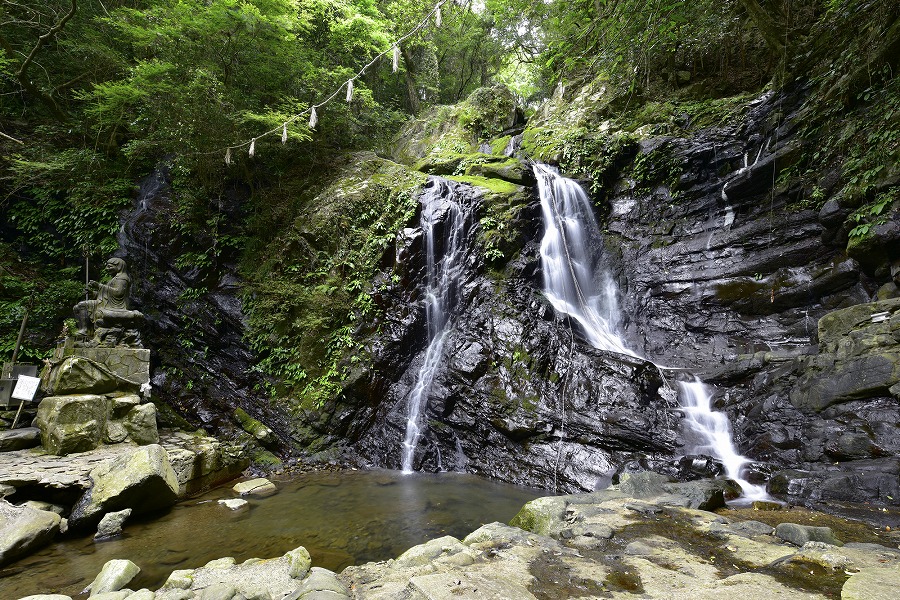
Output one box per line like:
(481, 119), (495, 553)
(677, 378), (769, 501)
(401, 179), (470, 473)
(535, 164), (637, 357)
(534, 163), (768, 500)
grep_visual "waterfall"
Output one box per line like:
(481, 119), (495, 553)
(535, 163), (769, 500)
(401, 179), (470, 473)
(677, 378), (768, 501)
(535, 163), (637, 357)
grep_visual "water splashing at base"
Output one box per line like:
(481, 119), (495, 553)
(677, 378), (769, 502)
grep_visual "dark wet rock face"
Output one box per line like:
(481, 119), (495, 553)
(328, 179), (683, 493)
(324, 90), (899, 502)
(598, 92), (899, 505)
(116, 168), (290, 449)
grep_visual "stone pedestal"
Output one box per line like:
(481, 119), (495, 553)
(36, 394), (159, 456)
(54, 345), (150, 387)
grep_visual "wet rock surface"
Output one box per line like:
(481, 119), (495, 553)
(341, 480), (900, 599)
(308, 88), (900, 503)
(0, 499), (61, 567)
(116, 167), (291, 454)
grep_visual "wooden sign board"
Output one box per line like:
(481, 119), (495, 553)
(11, 375), (40, 402)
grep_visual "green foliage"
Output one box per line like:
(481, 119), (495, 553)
(4, 146), (132, 262)
(486, 0), (771, 97)
(778, 2), (900, 224)
(629, 143), (683, 196)
(848, 189), (898, 240)
(0, 245), (83, 362)
(456, 85), (518, 140)
(241, 157), (423, 408)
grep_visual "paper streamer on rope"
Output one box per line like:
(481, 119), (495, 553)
(221, 1), (445, 157)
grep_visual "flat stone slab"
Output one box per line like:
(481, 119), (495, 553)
(232, 478), (277, 497)
(0, 431), (247, 499)
(0, 427), (42, 452)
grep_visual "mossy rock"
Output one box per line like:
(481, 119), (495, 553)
(509, 496), (566, 536)
(465, 158), (529, 185)
(457, 84), (521, 140)
(234, 407), (275, 445)
(414, 154), (467, 175)
(446, 175), (524, 196)
(392, 85), (522, 166)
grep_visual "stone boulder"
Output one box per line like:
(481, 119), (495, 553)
(234, 407), (275, 446)
(35, 395), (109, 456)
(159, 431), (249, 497)
(123, 403), (159, 445)
(95, 508), (132, 540)
(86, 559), (141, 596)
(790, 298), (900, 411)
(69, 444), (178, 529)
(0, 427), (41, 452)
(774, 523), (843, 547)
(156, 549), (316, 600)
(232, 477), (277, 498)
(0, 498), (61, 566)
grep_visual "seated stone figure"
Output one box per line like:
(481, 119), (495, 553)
(73, 257), (144, 347)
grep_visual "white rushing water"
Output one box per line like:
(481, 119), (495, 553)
(534, 163), (769, 500)
(401, 180), (469, 473)
(677, 378), (769, 501)
(535, 163), (637, 357)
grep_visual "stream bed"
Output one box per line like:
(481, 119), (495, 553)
(0, 469), (543, 598)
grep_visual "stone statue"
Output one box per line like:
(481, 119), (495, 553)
(73, 257), (143, 347)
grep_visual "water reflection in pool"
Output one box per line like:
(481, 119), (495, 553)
(0, 469), (544, 598)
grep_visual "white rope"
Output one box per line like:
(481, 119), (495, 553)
(216, 1), (447, 161)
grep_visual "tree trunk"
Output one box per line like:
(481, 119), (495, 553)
(400, 45), (421, 114)
(737, 0), (785, 55)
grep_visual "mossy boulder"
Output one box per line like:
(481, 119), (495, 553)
(791, 297), (900, 411)
(234, 407), (275, 446)
(509, 496), (566, 536)
(392, 85), (522, 166)
(36, 395), (109, 455)
(0, 499), (61, 567)
(69, 444), (179, 528)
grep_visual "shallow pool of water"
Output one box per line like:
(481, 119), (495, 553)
(0, 469), (544, 598)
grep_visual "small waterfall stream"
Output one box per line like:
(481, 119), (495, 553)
(401, 179), (471, 473)
(535, 163), (768, 500)
(678, 378), (769, 501)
